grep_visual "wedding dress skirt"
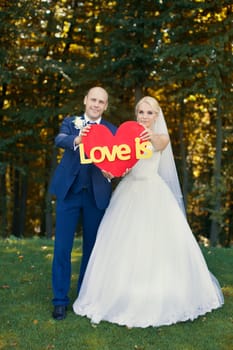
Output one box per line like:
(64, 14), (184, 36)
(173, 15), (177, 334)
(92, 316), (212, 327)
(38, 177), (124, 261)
(73, 152), (224, 328)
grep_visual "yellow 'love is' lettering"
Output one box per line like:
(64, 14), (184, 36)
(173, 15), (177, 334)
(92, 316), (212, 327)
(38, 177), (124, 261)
(89, 144), (131, 163)
(135, 138), (153, 159)
(116, 144), (131, 160)
(80, 138), (152, 164)
(79, 143), (92, 164)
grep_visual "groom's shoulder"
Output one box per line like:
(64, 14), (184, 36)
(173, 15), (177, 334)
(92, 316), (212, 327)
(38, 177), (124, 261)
(102, 118), (117, 129)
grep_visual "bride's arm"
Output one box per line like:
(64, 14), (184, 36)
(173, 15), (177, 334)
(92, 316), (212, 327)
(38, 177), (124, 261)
(150, 133), (169, 151)
(140, 128), (169, 151)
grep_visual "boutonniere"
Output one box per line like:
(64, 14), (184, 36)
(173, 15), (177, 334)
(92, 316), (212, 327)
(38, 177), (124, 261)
(72, 116), (86, 130)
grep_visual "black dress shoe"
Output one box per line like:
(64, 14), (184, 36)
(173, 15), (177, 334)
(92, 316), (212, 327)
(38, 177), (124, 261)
(52, 305), (67, 320)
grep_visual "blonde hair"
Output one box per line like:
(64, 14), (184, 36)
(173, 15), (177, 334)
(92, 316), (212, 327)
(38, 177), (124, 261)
(135, 96), (160, 115)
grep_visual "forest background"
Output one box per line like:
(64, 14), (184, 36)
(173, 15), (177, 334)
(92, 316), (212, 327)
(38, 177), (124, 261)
(0, 0), (232, 247)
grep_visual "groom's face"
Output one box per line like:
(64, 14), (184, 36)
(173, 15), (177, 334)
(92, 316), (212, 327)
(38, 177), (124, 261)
(84, 87), (108, 121)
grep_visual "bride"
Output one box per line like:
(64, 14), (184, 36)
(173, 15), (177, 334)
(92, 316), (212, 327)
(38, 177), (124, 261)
(73, 96), (224, 328)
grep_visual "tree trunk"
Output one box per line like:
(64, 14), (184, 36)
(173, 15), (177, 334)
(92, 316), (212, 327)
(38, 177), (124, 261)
(0, 83), (8, 237)
(179, 101), (188, 210)
(226, 200), (233, 247)
(134, 86), (143, 103)
(0, 171), (8, 237)
(19, 172), (28, 236)
(210, 105), (222, 246)
(12, 167), (28, 237)
(12, 167), (21, 237)
(45, 146), (58, 238)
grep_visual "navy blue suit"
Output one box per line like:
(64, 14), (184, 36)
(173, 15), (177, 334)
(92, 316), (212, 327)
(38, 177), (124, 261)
(50, 115), (117, 306)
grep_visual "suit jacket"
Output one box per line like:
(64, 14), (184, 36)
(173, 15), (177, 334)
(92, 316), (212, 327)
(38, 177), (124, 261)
(49, 115), (117, 209)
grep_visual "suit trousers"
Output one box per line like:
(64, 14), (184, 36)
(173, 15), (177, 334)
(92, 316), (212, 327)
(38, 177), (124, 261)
(52, 188), (105, 306)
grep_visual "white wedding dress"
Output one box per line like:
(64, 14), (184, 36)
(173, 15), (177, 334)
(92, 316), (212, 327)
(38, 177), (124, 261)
(73, 151), (224, 328)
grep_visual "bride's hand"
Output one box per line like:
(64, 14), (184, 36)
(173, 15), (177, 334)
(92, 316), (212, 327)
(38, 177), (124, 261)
(139, 128), (153, 141)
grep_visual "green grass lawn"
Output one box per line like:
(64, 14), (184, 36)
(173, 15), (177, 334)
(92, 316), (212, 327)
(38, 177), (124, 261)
(0, 237), (232, 350)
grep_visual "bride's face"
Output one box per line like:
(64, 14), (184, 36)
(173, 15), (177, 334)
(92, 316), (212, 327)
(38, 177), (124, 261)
(136, 102), (158, 129)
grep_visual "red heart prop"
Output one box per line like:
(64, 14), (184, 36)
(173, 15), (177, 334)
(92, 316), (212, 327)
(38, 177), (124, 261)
(81, 121), (145, 176)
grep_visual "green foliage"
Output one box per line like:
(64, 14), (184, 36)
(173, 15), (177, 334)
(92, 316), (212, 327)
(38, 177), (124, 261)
(0, 237), (232, 350)
(0, 0), (232, 244)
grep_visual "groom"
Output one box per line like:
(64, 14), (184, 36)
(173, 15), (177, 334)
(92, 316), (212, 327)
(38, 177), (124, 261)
(49, 86), (117, 320)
